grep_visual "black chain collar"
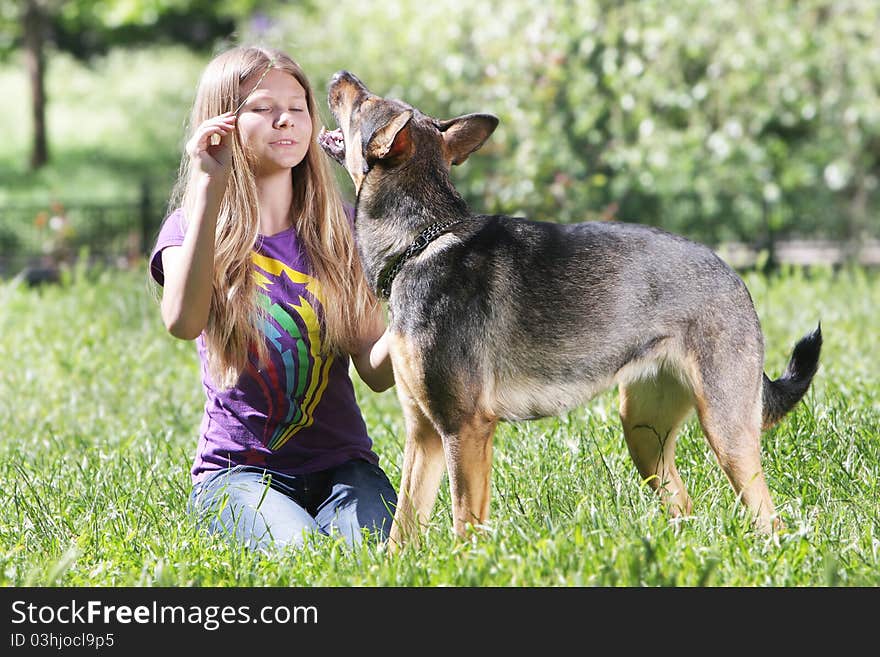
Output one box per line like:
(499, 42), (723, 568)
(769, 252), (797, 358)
(377, 219), (461, 299)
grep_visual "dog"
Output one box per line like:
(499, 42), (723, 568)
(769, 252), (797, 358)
(319, 71), (822, 546)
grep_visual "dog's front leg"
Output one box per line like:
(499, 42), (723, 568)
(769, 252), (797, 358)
(443, 413), (498, 538)
(388, 387), (445, 551)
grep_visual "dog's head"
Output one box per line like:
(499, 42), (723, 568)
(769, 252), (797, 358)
(318, 70), (498, 194)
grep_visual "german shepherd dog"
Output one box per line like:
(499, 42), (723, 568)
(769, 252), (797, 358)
(319, 71), (822, 545)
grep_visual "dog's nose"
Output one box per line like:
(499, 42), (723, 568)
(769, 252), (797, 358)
(331, 70), (365, 89)
(328, 71), (368, 107)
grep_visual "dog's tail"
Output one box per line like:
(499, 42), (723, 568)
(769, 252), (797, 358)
(762, 324), (823, 430)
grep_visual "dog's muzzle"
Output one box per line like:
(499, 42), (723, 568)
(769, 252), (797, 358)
(318, 127), (345, 164)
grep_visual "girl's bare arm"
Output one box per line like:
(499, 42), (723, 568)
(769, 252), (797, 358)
(351, 310), (395, 393)
(160, 113), (236, 340)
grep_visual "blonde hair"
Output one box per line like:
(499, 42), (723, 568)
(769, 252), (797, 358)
(167, 46), (379, 389)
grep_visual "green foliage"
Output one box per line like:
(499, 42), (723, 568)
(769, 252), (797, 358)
(0, 264), (877, 585)
(0, 46), (206, 205)
(1, 0), (879, 247)
(256, 0), (880, 243)
(0, 0), (267, 59)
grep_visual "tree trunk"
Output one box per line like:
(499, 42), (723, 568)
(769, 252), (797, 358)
(23, 0), (48, 170)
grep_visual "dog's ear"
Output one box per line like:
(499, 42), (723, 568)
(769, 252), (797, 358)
(437, 113), (499, 165)
(365, 110), (414, 165)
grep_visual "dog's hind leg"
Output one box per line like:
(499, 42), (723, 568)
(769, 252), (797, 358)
(619, 369), (695, 518)
(690, 349), (779, 533)
(443, 413), (498, 538)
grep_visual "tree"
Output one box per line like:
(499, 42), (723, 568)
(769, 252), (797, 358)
(1, 0), (264, 170)
(21, 1), (47, 169)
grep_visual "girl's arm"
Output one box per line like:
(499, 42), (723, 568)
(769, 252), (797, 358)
(351, 310), (395, 393)
(160, 113), (236, 340)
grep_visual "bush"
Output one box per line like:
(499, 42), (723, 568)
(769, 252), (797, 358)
(257, 0), (880, 244)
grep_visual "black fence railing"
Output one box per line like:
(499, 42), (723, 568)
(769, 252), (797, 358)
(0, 182), (162, 277)
(1, 188), (879, 281)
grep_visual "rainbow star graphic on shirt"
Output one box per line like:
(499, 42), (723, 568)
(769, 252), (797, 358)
(250, 252), (334, 450)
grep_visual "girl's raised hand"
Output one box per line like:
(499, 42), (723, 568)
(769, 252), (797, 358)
(186, 112), (237, 179)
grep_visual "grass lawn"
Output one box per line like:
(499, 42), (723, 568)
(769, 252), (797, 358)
(0, 262), (877, 586)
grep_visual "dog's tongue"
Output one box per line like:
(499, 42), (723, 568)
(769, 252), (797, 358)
(318, 127), (345, 164)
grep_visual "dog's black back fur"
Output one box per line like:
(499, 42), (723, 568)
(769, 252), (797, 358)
(384, 211), (766, 425)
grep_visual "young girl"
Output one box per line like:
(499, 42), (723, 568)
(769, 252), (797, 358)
(150, 46), (397, 552)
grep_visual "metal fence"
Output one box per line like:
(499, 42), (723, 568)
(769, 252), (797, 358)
(1, 188), (879, 281)
(0, 183), (160, 278)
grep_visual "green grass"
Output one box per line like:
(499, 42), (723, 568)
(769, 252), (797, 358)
(0, 262), (878, 586)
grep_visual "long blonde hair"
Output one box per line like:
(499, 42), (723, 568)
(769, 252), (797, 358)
(167, 46), (379, 389)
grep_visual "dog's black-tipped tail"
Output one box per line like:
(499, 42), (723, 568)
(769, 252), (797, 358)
(762, 324), (823, 430)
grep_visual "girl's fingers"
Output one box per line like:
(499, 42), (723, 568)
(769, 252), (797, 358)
(190, 123), (234, 153)
(186, 112), (237, 163)
(195, 115), (236, 140)
(203, 117), (236, 137)
(204, 116), (236, 147)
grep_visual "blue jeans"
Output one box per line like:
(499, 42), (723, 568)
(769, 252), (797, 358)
(188, 459), (397, 552)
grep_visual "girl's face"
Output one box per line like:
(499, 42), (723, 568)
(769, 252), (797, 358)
(235, 68), (312, 177)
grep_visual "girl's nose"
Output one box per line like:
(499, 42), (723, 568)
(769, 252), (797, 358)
(274, 111), (293, 129)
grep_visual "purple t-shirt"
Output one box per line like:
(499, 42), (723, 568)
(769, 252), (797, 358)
(150, 209), (379, 483)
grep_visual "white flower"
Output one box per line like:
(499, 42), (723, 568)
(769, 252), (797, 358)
(707, 132), (731, 158)
(626, 56), (644, 77)
(649, 150), (669, 168)
(724, 119), (743, 139)
(763, 183), (781, 203)
(823, 162), (850, 191)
